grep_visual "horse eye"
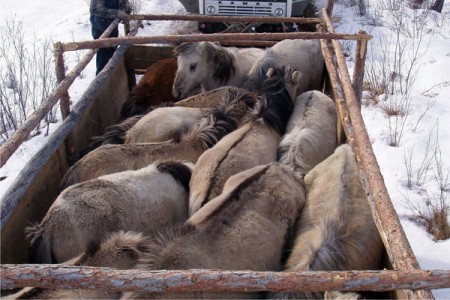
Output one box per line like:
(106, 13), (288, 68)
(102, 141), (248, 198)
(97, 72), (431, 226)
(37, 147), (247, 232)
(189, 64), (197, 71)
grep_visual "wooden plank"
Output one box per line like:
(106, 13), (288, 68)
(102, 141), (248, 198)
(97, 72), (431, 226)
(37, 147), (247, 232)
(2, 266), (449, 293)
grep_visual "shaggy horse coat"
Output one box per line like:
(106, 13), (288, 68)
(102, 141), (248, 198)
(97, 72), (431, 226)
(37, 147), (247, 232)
(271, 145), (383, 299)
(119, 58), (178, 120)
(60, 100), (239, 189)
(124, 106), (209, 144)
(26, 162), (193, 264)
(188, 67), (299, 216)
(10, 231), (151, 299)
(124, 163), (306, 299)
(124, 88), (256, 144)
(246, 39), (324, 96)
(172, 42), (265, 99)
(278, 90), (338, 175)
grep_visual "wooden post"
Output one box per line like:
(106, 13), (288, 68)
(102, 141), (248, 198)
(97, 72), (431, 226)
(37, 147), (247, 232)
(321, 8), (434, 299)
(60, 31), (373, 52)
(54, 42), (71, 120)
(53, 42), (77, 164)
(0, 19), (120, 168)
(352, 31), (368, 107)
(1, 266), (449, 292)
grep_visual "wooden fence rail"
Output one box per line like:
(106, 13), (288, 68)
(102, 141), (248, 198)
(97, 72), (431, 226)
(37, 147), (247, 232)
(60, 31), (373, 52)
(2, 266), (450, 293)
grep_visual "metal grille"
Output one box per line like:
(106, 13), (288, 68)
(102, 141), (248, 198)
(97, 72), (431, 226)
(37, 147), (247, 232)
(217, 5), (273, 15)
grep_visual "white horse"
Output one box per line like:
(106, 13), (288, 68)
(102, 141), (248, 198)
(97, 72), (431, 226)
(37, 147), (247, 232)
(246, 39), (324, 96)
(172, 42), (265, 99)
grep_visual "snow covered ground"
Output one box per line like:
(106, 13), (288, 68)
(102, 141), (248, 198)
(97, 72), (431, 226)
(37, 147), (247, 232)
(1, 0), (449, 298)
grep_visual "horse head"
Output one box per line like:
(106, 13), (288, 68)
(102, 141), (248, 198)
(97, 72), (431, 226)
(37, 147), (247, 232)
(172, 42), (211, 100)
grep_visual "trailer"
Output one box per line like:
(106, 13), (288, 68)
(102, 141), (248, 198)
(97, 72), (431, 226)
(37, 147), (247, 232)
(1, 8), (448, 299)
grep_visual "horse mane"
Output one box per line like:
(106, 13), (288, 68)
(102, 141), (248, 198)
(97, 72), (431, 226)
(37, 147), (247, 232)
(242, 48), (277, 91)
(173, 42), (197, 56)
(156, 161), (193, 193)
(203, 43), (236, 84)
(242, 67), (294, 135)
(181, 96), (240, 150)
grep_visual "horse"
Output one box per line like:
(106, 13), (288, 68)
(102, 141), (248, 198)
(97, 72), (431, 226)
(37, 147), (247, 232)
(245, 39), (324, 97)
(59, 98), (240, 189)
(270, 144), (384, 299)
(26, 161), (193, 264)
(9, 231), (151, 299)
(188, 66), (300, 216)
(119, 58), (179, 120)
(123, 162), (306, 299)
(172, 42), (265, 100)
(80, 87), (253, 157)
(124, 106), (210, 144)
(278, 90), (338, 176)
(124, 88), (256, 144)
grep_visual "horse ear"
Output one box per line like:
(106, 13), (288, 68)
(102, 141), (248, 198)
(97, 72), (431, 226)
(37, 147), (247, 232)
(293, 70), (303, 83)
(197, 42), (210, 54)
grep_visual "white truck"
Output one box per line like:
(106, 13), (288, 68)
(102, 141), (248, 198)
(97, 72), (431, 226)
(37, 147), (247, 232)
(178, 0), (313, 32)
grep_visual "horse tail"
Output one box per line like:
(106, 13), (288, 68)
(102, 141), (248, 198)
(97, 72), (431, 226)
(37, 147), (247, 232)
(156, 161), (193, 193)
(136, 223), (186, 271)
(25, 223), (54, 264)
(80, 114), (144, 158)
(182, 95), (240, 150)
(278, 127), (322, 175)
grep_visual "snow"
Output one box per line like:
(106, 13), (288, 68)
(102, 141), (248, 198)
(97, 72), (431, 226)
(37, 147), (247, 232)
(1, 0), (449, 297)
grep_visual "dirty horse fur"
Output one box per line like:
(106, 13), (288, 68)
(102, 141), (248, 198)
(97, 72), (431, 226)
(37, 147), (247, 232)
(59, 97), (241, 189)
(119, 57), (178, 120)
(124, 88), (257, 144)
(270, 145), (384, 299)
(278, 90), (338, 176)
(26, 161), (193, 264)
(124, 163), (306, 299)
(9, 231), (151, 299)
(188, 67), (299, 216)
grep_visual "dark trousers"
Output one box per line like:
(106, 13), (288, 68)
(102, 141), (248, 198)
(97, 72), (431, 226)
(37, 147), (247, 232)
(91, 25), (119, 75)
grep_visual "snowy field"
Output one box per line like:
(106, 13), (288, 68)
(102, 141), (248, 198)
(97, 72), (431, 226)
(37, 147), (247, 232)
(1, 0), (449, 298)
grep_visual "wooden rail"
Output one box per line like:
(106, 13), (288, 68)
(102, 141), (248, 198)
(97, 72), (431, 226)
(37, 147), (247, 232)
(60, 31), (373, 52)
(2, 266), (450, 293)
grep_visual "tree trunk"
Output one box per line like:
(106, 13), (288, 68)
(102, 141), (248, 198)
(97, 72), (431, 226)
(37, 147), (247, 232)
(1, 265), (450, 293)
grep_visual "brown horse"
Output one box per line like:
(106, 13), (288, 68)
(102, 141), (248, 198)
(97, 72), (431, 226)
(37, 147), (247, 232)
(120, 58), (179, 120)
(124, 163), (306, 299)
